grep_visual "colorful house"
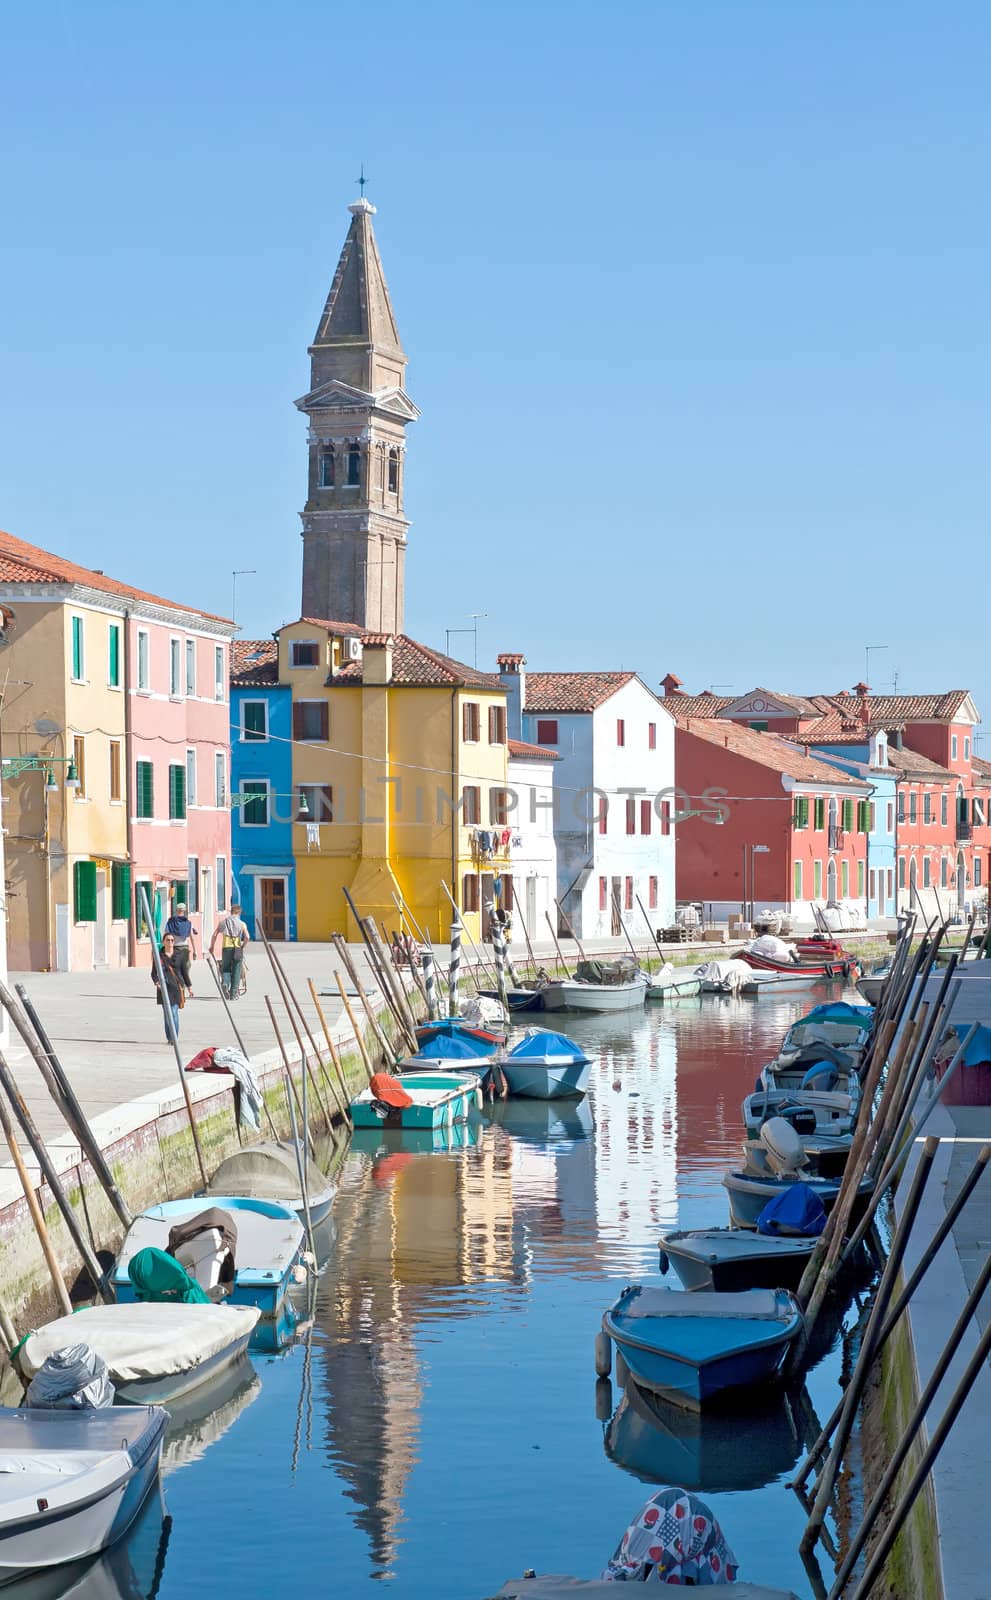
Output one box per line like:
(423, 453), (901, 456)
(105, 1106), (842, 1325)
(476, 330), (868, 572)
(230, 640), (297, 940)
(0, 528), (234, 971)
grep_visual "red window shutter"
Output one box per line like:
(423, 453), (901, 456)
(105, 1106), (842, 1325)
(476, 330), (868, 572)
(462, 703), (469, 741)
(624, 876), (633, 911)
(617, 719), (625, 747)
(536, 719), (558, 745)
(599, 877), (607, 912)
(641, 799), (651, 835)
(598, 798), (608, 835)
(660, 800), (671, 837)
(648, 723), (657, 750)
(649, 875), (658, 909)
(625, 797), (636, 835)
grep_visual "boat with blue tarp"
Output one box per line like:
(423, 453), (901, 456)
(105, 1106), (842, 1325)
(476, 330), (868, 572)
(598, 1284), (802, 1408)
(499, 1029), (591, 1099)
(414, 1016), (505, 1053)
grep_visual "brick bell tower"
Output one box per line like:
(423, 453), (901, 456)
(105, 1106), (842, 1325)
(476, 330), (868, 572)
(296, 194), (418, 632)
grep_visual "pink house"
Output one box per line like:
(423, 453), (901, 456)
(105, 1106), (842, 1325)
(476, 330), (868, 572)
(127, 606), (235, 963)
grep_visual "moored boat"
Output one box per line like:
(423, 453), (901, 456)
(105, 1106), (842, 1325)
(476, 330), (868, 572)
(645, 963), (702, 1001)
(723, 1167), (873, 1229)
(414, 1017), (505, 1052)
(739, 970), (823, 997)
(498, 1029), (591, 1100)
(693, 958), (753, 995)
(657, 1228), (818, 1293)
(598, 1284), (802, 1408)
(743, 1086), (857, 1139)
(0, 1405), (167, 1587)
(205, 1141), (336, 1227)
(476, 986), (545, 1012)
(540, 976), (647, 1013)
(350, 1070), (482, 1130)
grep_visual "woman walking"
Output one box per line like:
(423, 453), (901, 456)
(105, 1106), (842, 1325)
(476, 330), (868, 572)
(153, 932), (187, 1042)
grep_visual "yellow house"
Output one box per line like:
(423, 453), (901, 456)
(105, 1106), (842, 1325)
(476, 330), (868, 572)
(0, 592), (129, 971)
(275, 619), (510, 942)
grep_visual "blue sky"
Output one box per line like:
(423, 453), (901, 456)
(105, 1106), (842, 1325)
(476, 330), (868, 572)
(1, 1), (989, 727)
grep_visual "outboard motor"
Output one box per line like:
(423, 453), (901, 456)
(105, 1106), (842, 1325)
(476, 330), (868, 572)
(166, 1207), (237, 1294)
(759, 1116), (809, 1178)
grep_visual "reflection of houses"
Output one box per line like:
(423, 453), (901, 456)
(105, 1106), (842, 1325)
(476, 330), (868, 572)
(587, 1018), (678, 1267)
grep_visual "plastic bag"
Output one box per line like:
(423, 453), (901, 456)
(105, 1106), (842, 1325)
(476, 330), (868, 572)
(25, 1342), (115, 1409)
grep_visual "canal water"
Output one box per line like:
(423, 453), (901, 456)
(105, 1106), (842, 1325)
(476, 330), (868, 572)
(116, 995), (863, 1600)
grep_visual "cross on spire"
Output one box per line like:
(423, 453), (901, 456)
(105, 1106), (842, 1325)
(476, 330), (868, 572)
(355, 164), (367, 197)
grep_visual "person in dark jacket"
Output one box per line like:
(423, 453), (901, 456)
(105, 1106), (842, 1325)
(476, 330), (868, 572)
(152, 933), (186, 1041)
(164, 902), (198, 995)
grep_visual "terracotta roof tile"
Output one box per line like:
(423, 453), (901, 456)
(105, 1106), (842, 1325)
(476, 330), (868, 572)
(662, 692), (735, 718)
(508, 737), (559, 761)
(231, 639), (279, 687)
(524, 671), (640, 713)
(812, 690), (974, 723)
(884, 744), (956, 781)
(0, 527), (233, 625)
(294, 615), (367, 636)
(332, 634), (503, 689)
(676, 717), (864, 786)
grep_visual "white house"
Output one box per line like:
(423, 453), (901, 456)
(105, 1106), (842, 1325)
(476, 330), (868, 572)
(498, 656), (676, 940)
(504, 736), (559, 946)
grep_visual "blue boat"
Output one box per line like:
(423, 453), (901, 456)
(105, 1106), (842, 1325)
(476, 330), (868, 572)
(599, 1285), (802, 1408)
(499, 1029), (592, 1100)
(414, 1017), (505, 1054)
(113, 1197), (305, 1321)
(401, 1033), (495, 1080)
(350, 1071), (482, 1130)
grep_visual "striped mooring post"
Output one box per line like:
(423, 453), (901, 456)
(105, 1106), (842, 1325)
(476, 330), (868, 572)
(503, 927), (521, 990)
(421, 947), (439, 1021)
(448, 916), (462, 1016)
(491, 921), (510, 1015)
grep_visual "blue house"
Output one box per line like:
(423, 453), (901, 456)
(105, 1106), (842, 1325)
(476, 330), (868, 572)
(807, 728), (897, 921)
(230, 641), (297, 940)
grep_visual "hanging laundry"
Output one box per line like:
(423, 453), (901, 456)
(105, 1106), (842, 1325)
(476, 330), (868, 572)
(478, 830), (493, 854)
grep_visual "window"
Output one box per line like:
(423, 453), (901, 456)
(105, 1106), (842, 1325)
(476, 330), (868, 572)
(535, 719), (558, 745)
(240, 780), (269, 826)
(857, 861), (865, 897)
(289, 640), (319, 669)
(887, 868), (894, 902)
(297, 785), (333, 822)
(814, 798), (825, 831)
(841, 798), (855, 833)
(625, 797), (636, 835)
(965, 738), (971, 760)
(952, 735), (958, 760)
(186, 857), (199, 913)
(488, 705), (507, 744)
(794, 861), (803, 901)
(616, 719), (625, 747)
(887, 802), (894, 833)
(489, 788), (511, 826)
(109, 741), (122, 803)
(793, 797), (809, 830)
(975, 798), (986, 827)
(387, 448), (399, 493)
(897, 791), (905, 823)
(462, 702), (480, 742)
(624, 877), (633, 911)
(137, 629), (150, 691)
(318, 449), (335, 487)
(215, 752), (227, 808)
(909, 792), (917, 824)
(641, 799), (652, 835)
(941, 794), (948, 827)
(186, 748), (197, 807)
(841, 860), (849, 897)
(185, 640), (196, 697)
(462, 874), (479, 913)
(214, 645), (225, 701)
(660, 799), (671, 837)
(73, 860), (97, 923)
(599, 877), (607, 912)
(71, 615), (84, 681)
(941, 857), (948, 888)
(749, 720), (769, 732)
(241, 700), (268, 741)
(814, 860), (823, 898)
(976, 857), (983, 887)
(346, 441), (361, 486)
(171, 878), (188, 910)
(648, 722), (657, 750)
(170, 638), (182, 697)
(111, 861), (130, 920)
(135, 761), (154, 818)
(216, 857), (227, 913)
(168, 763), (186, 821)
(293, 701), (329, 742)
(648, 875), (658, 910)
(923, 857), (931, 888)
(462, 786), (481, 824)
(869, 802), (876, 830)
(134, 881), (152, 940)
(899, 857), (906, 888)
(923, 793), (932, 824)
(597, 796), (608, 835)
(108, 623), (121, 688)
(869, 869), (876, 902)
(72, 735), (86, 799)
(857, 800), (870, 833)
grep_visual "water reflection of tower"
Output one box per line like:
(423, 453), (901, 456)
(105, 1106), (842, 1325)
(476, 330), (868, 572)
(317, 1132), (519, 1577)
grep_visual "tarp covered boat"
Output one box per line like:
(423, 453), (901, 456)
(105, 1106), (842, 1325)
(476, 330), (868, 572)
(541, 959), (648, 1014)
(205, 1141), (336, 1227)
(499, 1029), (591, 1100)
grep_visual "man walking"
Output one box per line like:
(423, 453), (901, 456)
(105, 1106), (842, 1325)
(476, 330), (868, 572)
(165, 901), (198, 995)
(210, 900), (250, 1000)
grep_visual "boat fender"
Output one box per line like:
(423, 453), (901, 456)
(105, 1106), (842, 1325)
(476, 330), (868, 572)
(291, 1263), (308, 1284)
(301, 1251), (316, 1268)
(657, 1248), (670, 1275)
(594, 1331), (612, 1378)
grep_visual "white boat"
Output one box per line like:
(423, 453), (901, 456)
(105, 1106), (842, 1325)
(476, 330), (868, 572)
(0, 1405), (166, 1587)
(498, 1030), (592, 1099)
(694, 959), (753, 995)
(205, 1141), (336, 1227)
(18, 1303), (260, 1407)
(739, 970), (823, 997)
(742, 1086), (857, 1140)
(645, 963), (701, 1001)
(857, 969), (889, 1005)
(540, 976), (647, 1014)
(496, 1577), (800, 1599)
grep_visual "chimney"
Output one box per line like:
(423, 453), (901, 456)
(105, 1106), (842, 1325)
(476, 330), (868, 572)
(661, 671), (684, 698)
(361, 634), (393, 684)
(497, 652), (526, 740)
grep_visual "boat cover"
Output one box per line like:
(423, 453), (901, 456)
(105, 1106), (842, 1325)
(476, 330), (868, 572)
(207, 1141), (331, 1207)
(617, 1288), (792, 1322)
(167, 1207), (238, 1263)
(757, 1182), (827, 1237)
(410, 1035), (485, 1062)
(507, 1030), (588, 1064)
(575, 957), (637, 985)
(748, 935), (796, 963)
(129, 1247), (211, 1304)
(801, 1002), (873, 1025)
(369, 1073), (414, 1109)
(25, 1344), (115, 1409)
(19, 1303), (260, 1384)
(602, 1486), (738, 1584)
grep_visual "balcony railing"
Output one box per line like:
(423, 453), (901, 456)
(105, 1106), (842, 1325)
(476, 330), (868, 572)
(956, 818), (973, 842)
(828, 824), (843, 852)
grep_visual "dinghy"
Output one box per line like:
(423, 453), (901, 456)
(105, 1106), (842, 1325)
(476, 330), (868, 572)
(540, 959), (647, 1014)
(113, 1197), (305, 1319)
(778, 1003), (872, 1060)
(498, 1030), (591, 1100)
(18, 1302), (259, 1407)
(723, 1167), (873, 1229)
(413, 1017), (504, 1052)
(350, 1071), (482, 1130)
(645, 963), (701, 1001)
(0, 1405), (166, 1587)
(205, 1142), (336, 1227)
(598, 1285), (802, 1408)
(739, 969), (823, 997)
(743, 1085), (857, 1140)
(657, 1228), (818, 1293)
(759, 1047), (861, 1107)
(857, 966), (890, 1005)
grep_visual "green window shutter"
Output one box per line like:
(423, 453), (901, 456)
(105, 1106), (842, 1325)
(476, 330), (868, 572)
(136, 761), (154, 819)
(842, 798), (854, 832)
(857, 800), (869, 833)
(814, 797), (825, 830)
(794, 796), (809, 829)
(793, 861), (802, 900)
(74, 860), (97, 923)
(171, 878), (187, 908)
(169, 765), (186, 820)
(111, 862), (131, 920)
(243, 701), (267, 740)
(109, 625), (120, 687)
(71, 616), (83, 680)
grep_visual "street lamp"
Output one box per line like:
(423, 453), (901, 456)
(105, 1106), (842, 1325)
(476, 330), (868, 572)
(742, 842), (770, 925)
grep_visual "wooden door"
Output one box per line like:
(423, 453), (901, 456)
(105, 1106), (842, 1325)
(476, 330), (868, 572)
(260, 877), (287, 941)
